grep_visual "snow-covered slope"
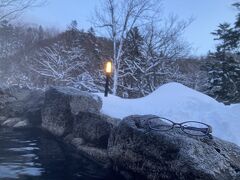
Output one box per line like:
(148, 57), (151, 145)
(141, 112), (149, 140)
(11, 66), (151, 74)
(96, 82), (240, 146)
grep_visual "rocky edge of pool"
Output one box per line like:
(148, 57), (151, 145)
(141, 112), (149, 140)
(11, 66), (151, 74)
(0, 86), (240, 180)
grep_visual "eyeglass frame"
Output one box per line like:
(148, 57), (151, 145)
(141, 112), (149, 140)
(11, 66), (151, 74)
(146, 116), (213, 138)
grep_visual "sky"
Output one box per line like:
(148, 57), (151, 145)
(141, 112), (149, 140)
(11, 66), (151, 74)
(22, 0), (238, 56)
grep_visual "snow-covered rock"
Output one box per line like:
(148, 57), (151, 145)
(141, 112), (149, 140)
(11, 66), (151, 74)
(97, 82), (240, 146)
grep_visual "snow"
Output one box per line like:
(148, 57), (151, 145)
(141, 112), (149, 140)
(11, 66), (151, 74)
(96, 82), (240, 146)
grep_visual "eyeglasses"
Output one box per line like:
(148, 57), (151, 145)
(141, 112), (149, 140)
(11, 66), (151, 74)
(147, 116), (212, 138)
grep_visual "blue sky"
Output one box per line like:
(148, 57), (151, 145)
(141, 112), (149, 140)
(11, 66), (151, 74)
(22, 0), (238, 56)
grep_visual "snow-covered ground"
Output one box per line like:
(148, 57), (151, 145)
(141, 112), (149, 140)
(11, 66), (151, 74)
(96, 82), (240, 146)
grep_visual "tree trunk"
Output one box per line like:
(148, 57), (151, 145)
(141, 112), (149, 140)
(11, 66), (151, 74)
(112, 67), (118, 95)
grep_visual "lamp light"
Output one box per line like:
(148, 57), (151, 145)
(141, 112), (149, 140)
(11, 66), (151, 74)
(104, 60), (112, 97)
(105, 61), (112, 74)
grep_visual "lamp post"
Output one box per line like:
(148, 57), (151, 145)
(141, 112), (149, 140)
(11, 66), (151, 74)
(104, 61), (112, 97)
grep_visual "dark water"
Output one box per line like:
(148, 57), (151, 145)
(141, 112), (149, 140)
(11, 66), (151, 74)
(0, 128), (123, 180)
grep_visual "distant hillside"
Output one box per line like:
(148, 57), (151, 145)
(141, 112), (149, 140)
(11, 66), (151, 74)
(0, 22), (231, 103)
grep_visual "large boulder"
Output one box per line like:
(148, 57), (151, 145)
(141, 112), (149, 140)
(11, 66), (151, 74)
(73, 112), (119, 148)
(2, 85), (33, 100)
(60, 113), (120, 165)
(108, 115), (240, 180)
(41, 86), (102, 137)
(0, 86), (44, 127)
(0, 87), (17, 110)
(68, 136), (111, 165)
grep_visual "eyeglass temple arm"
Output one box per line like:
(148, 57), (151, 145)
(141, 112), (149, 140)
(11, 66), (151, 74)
(184, 126), (212, 134)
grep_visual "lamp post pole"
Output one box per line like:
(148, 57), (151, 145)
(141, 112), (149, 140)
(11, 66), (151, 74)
(104, 61), (112, 97)
(104, 73), (110, 97)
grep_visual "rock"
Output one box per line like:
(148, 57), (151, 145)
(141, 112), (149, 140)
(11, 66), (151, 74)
(0, 87), (16, 110)
(0, 86), (34, 111)
(71, 138), (85, 147)
(73, 112), (119, 148)
(3, 86), (33, 100)
(54, 86), (102, 114)
(0, 86), (44, 126)
(13, 120), (29, 128)
(108, 115), (240, 180)
(0, 116), (7, 124)
(1, 117), (23, 127)
(74, 144), (110, 165)
(63, 133), (74, 143)
(69, 91), (102, 115)
(41, 86), (102, 137)
(62, 135), (110, 165)
(6, 90), (44, 125)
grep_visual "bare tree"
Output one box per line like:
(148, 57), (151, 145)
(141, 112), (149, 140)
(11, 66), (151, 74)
(117, 16), (192, 97)
(142, 16), (191, 60)
(94, 0), (161, 95)
(29, 44), (100, 91)
(30, 45), (85, 84)
(0, 0), (45, 21)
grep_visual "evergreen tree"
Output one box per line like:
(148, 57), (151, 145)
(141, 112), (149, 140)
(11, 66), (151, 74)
(38, 25), (44, 41)
(207, 52), (240, 103)
(68, 20), (78, 31)
(120, 27), (145, 97)
(124, 27), (144, 59)
(87, 27), (95, 36)
(208, 3), (240, 103)
(212, 23), (235, 52)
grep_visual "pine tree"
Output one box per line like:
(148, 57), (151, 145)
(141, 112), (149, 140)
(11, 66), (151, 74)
(68, 20), (78, 31)
(212, 23), (234, 52)
(207, 52), (240, 103)
(119, 27), (145, 97)
(208, 3), (240, 103)
(38, 25), (44, 41)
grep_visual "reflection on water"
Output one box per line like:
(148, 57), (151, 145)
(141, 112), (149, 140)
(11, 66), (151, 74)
(0, 128), (123, 180)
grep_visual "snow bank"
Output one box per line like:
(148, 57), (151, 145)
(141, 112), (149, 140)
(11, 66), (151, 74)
(96, 82), (240, 146)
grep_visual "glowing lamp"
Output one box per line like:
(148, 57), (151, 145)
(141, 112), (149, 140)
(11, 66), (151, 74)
(105, 61), (112, 74)
(104, 60), (112, 97)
